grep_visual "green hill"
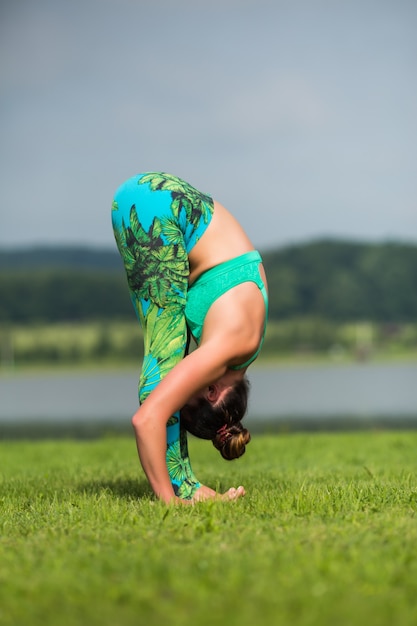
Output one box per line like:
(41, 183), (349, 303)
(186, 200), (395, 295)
(0, 246), (122, 272)
(1, 239), (416, 323)
(262, 239), (417, 321)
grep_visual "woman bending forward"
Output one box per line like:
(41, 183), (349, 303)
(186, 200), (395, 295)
(111, 172), (268, 504)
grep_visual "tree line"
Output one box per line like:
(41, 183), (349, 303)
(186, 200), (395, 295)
(262, 239), (417, 322)
(1, 239), (417, 323)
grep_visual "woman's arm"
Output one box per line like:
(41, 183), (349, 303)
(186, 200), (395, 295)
(132, 409), (178, 503)
(132, 342), (229, 503)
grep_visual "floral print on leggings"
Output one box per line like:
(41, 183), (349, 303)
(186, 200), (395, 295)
(111, 172), (213, 499)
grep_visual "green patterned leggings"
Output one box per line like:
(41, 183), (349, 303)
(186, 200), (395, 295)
(111, 173), (214, 499)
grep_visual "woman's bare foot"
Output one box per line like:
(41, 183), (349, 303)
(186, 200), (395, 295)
(192, 485), (217, 501)
(221, 486), (246, 500)
(191, 484), (246, 503)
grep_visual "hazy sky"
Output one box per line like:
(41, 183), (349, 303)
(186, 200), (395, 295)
(1, 0), (416, 251)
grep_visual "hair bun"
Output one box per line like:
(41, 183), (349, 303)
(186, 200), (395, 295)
(213, 424), (251, 460)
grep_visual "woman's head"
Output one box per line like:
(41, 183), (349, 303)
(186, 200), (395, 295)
(181, 376), (251, 460)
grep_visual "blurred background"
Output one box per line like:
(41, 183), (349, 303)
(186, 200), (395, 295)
(1, 0), (416, 435)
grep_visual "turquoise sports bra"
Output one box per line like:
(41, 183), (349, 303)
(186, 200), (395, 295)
(185, 250), (268, 369)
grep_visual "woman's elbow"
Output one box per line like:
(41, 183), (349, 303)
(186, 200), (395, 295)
(132, 408), (144, 433)
(131, 406), (155, 439)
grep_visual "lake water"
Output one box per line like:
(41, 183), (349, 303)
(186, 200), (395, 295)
(1, 361), (416, 428)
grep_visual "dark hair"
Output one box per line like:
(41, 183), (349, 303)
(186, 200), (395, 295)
(180, 377), (251, 460)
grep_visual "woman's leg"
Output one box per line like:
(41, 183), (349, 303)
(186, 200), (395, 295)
(111, 180), (200, 500)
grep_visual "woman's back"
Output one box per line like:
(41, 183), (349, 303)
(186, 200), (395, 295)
(188, 201), (256, 284)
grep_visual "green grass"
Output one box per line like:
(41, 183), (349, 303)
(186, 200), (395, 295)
(1, 431), (417, 626)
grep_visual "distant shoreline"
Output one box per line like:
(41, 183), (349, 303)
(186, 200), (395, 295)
(2, 348), (417, 377)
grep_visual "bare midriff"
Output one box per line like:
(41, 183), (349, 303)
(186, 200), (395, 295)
(188, 200), (257, 285)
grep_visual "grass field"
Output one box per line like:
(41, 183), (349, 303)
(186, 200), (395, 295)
(1, 431), (417, 626)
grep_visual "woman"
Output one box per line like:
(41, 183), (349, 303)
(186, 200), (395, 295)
(111, 172), (268, 504)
